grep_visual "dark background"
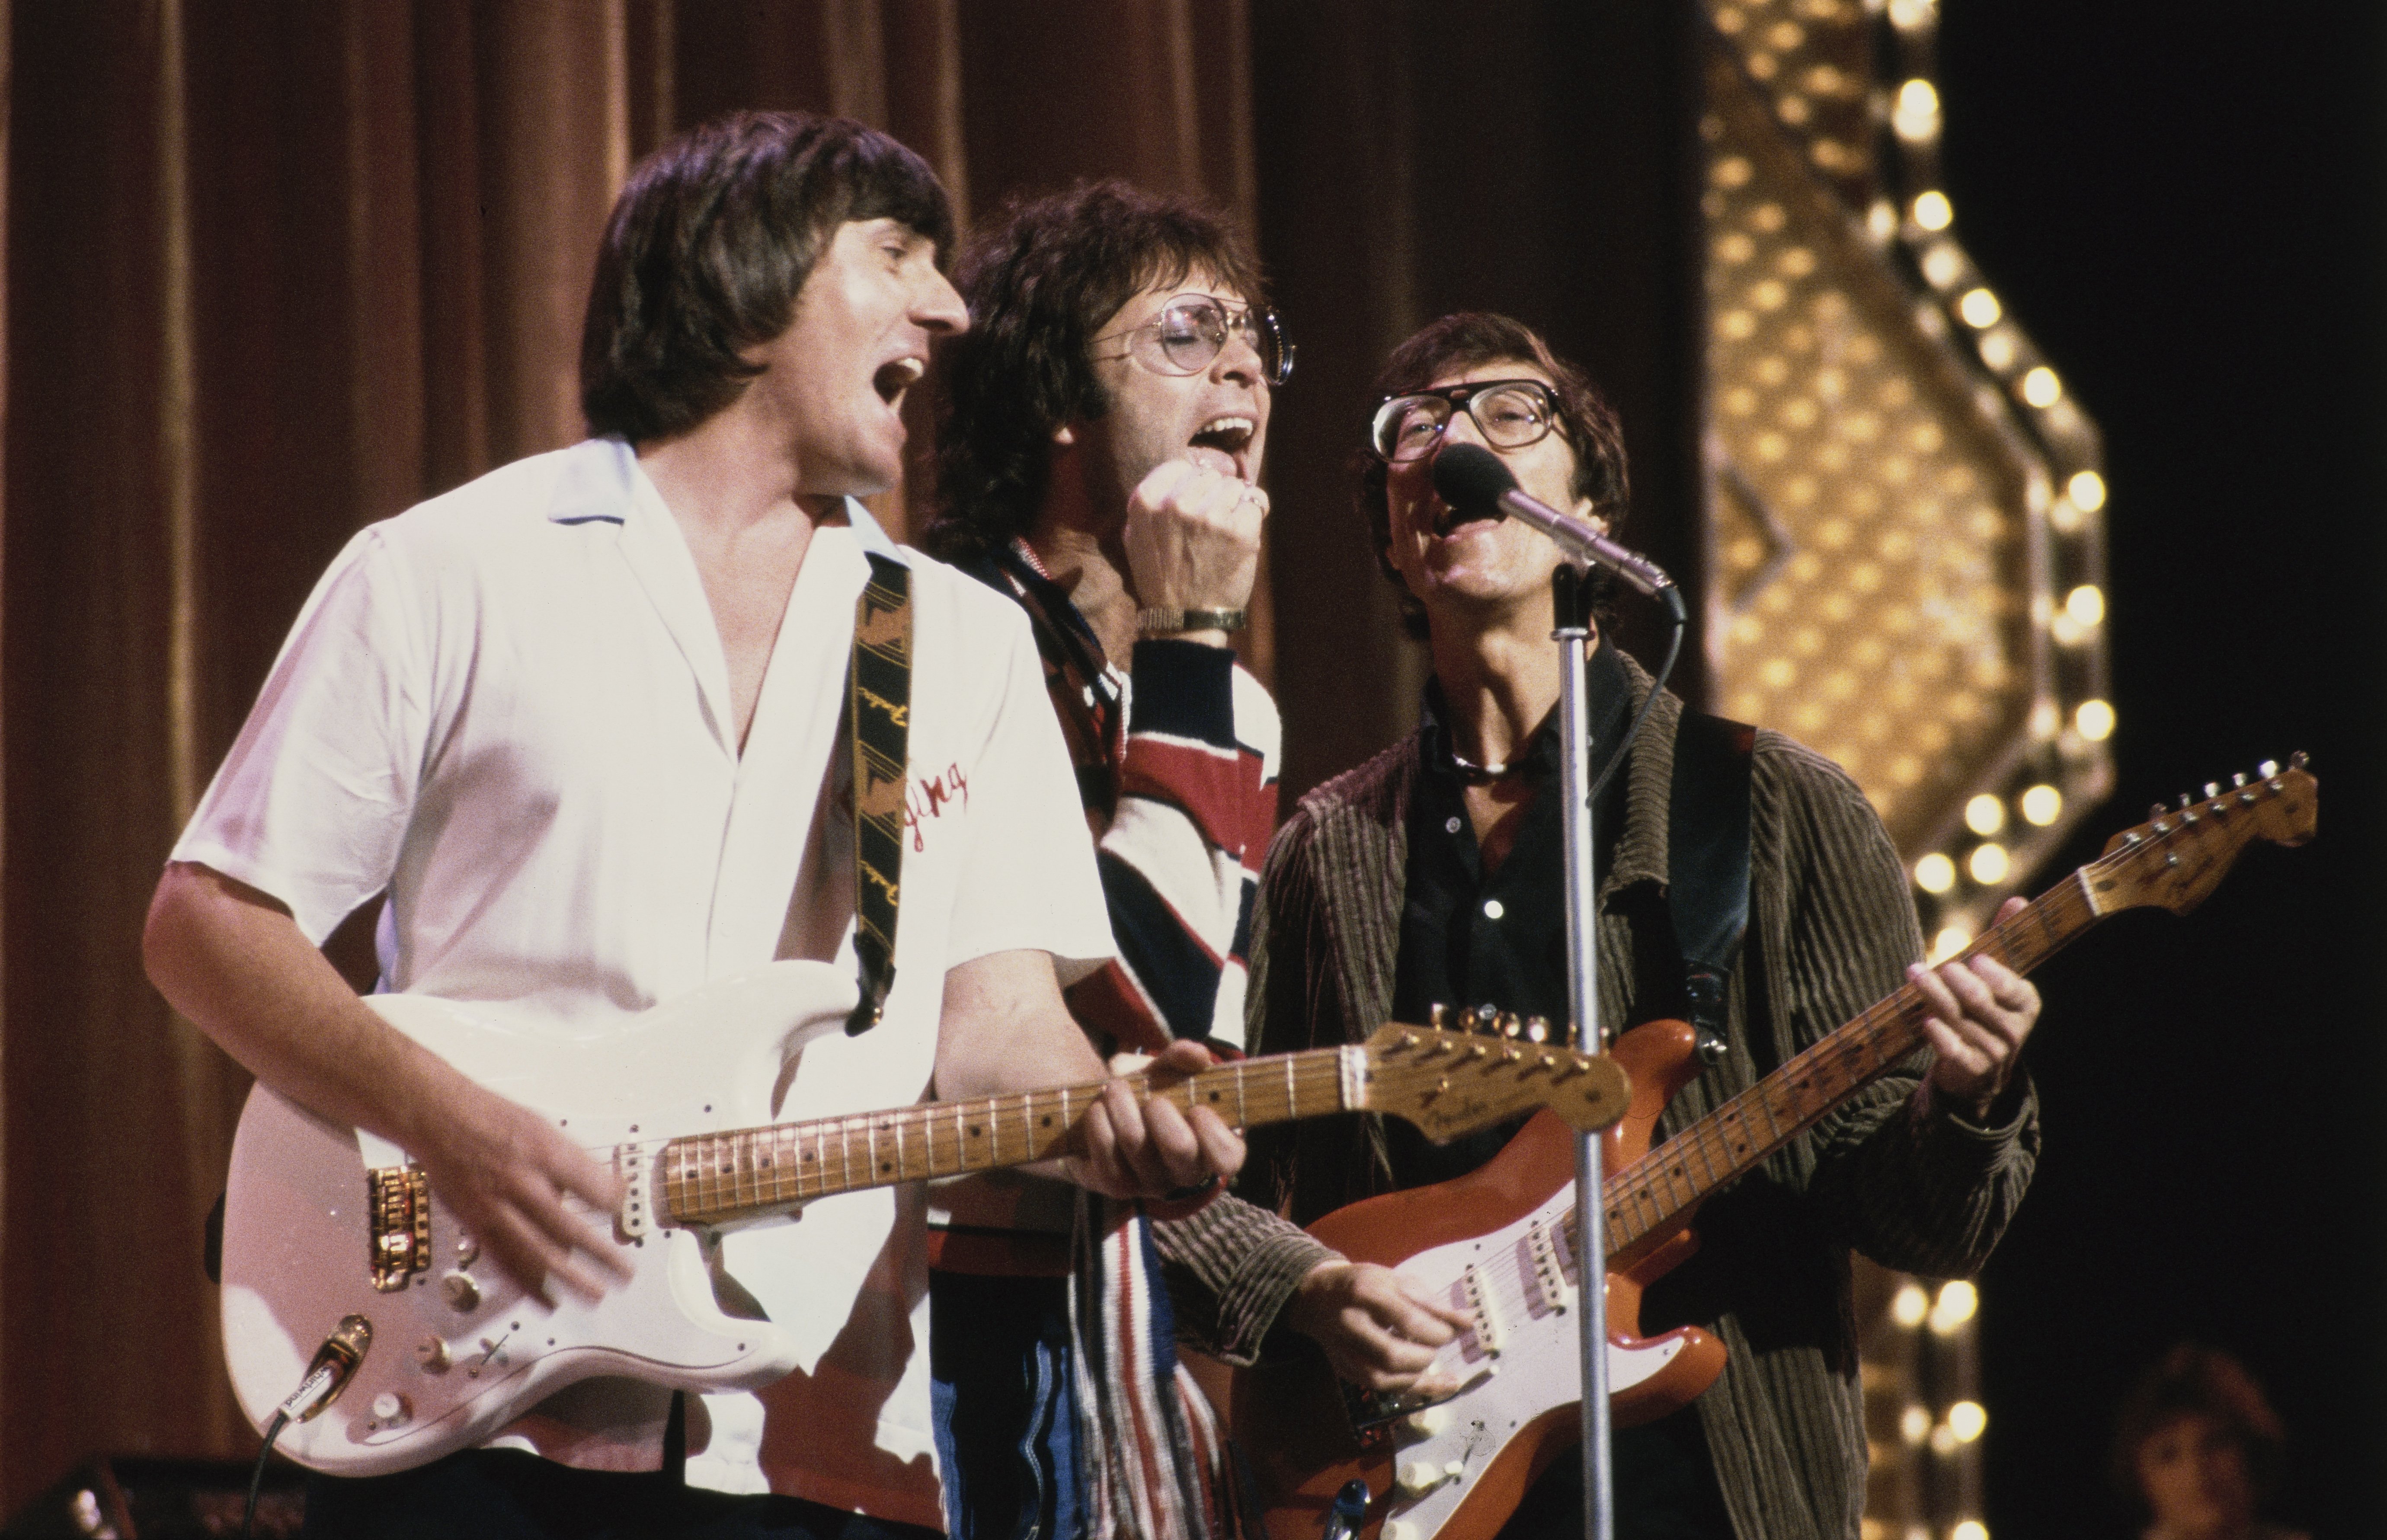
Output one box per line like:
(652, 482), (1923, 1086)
(1939, 7), (2387, 1536)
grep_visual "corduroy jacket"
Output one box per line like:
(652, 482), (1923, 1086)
(1234, 654), (2040, 1540)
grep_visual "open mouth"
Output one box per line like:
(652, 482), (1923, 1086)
(873, 356), (925, 409)
(1187, 415), (1256, 476)
(1431, 501), (1501, 539)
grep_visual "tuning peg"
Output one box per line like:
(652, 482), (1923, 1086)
(2204, 782), (2221, 801)
(1429, 1003), (1449, 1030)
(1472, 1004), (1501, 1035)
(1525, 1015), (1552, 1043)
(2150, 802), (2168, 819)
(2258, 759), (2279, 778)
(1497, 1012), (1523, 1038)
(2179, 792), (2194, 811)
(2232, 772), (2248, 788)
(2291, 750), (2310, 769)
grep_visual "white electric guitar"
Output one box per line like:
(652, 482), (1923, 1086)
(220, 958), (1631, 1476)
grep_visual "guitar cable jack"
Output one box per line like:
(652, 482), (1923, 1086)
(246, 1315), (374, 1538)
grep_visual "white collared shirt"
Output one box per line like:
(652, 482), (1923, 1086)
(176, 438), (1113, 1513)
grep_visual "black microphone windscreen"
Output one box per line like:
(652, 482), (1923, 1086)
(1430, 442), (1517, 513)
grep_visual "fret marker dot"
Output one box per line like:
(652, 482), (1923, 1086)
(1484, 898), (1505, 920)
(1446, 816), (1462, 834)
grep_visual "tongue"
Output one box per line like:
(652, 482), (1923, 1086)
(1186, 444), (1239, 477)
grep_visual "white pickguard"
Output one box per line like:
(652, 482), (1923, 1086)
(218, 961), (858, 1476)
(1369, 1185), (1688, 1540)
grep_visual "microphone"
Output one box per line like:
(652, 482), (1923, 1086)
(1431, 443), (1677, 601)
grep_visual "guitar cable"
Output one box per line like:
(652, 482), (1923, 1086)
(245, 1314), (373, 1538)
(1584, 583), (1687, 808)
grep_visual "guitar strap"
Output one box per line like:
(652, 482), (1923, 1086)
(845, 551), (913, 1036)
(1665, 710), (1757, 1054)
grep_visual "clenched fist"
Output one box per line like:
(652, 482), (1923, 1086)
(1123, 459), (1269, 641)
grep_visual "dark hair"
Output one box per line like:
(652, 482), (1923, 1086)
(2110, 1344), (2288, 1515)
(922, 180), (1264, 565)
(580, 111), (955, 443)
(1355, 313), (1629, 638)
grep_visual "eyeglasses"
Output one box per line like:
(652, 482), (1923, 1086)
(1091, 295), (1296, 387)
(1370, 379), (1560, 462)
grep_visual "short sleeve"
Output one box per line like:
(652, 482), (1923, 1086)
(941, 606), (1117, 981)
(170, 528), (431, 943)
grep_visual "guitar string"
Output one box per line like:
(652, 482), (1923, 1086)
(616, 883), (2049, 1232)
(484, 786), (2285, 1230)
(589, 1056), (1361, 1221)
(1297, 789), (2296, 1380)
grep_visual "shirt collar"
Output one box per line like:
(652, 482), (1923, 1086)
(1414, 640), (1680, 898)
(549, 438), (909, 569)
(1417, 638), (1632, 787)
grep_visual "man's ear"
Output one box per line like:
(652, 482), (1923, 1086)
(1574, 495), (1609, 534)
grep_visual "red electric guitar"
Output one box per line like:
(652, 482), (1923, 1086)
(1231, 759), (2317, 1540)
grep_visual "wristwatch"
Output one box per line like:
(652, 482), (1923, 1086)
(1136, 607), (1248, 635)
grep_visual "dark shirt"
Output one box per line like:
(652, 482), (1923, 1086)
(1385, 642), (1733, 1540)
(1385, 642), (1630, 1191)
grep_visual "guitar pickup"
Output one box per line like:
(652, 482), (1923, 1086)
(367, 1164), (432, 1293)
(1523, 1219), (1578, 1315)
(1459, 1265), (1504, 1357)
(616, 1143), (654, 1239)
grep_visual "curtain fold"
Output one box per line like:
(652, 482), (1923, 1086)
(1, 0), (1267, 1506)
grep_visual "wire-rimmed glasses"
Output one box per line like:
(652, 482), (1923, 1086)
(1091, 295), (1296, 387)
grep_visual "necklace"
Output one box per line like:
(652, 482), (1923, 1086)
(1447, 748), (1519, 783)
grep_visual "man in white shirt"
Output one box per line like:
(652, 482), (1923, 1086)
(144, 111), (1238, 1540)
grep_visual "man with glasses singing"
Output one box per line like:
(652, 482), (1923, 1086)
(1238, 312), (2044, 1540)
(923, 182), (1462, 1540)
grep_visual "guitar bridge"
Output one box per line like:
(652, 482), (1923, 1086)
(366, 1164), (432, 1292)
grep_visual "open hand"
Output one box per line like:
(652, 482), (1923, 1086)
(405, 1077), (632, 1307)
(1283, 1260), (1472, 1393)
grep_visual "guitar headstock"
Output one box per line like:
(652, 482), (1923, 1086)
(1360, 1020), (1630, 1140)
(2087, 756), (2317, 917)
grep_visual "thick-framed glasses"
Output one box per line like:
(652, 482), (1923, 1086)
(1370, 379), (1560, 462)
(1091, 296), (1296, 387)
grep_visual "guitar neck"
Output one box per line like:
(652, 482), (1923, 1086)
(660, 1046), (1357, 1229)
(1600, 868), (2103, 1259)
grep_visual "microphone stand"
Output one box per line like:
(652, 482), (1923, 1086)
(1552, 562), (1613, 1540)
